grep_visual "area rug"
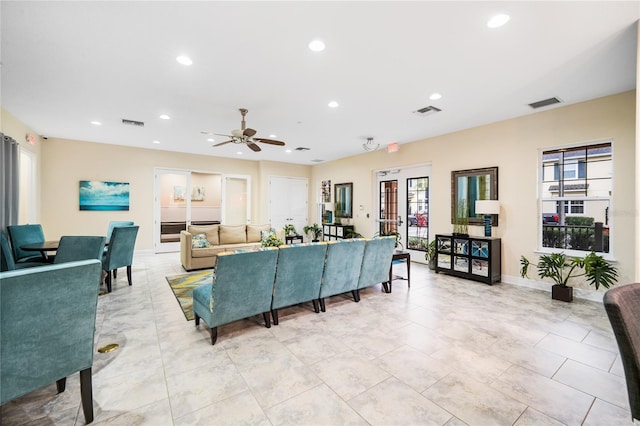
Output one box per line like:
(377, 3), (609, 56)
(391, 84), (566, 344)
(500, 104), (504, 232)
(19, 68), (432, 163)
(166, 270), (212, 321)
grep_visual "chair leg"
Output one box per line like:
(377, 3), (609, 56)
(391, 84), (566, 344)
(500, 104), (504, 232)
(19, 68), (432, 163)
(319, 298), (326, 312)
(113, 269), (117, 279)
(195, 314), (200, 326)
(210, 327), (218, 345)
(263, 312), (271, 328)
(382, 281), (391, 293)
(106, 272), (112, 293)
(312, 299), (319, 313)
(80, 367), (94, 424)
(271, 309), (279, 325)
(126, 265), (132, 286)
(56, 377), (66, 393)
(352, 290), (360, 302)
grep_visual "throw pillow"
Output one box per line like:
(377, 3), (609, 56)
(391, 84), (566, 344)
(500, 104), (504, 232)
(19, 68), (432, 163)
(192, 233), (212, 249)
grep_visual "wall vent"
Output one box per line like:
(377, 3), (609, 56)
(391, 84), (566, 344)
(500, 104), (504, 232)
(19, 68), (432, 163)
(412, 105), (442, 116)
(122, 118), (145, 127)
(295, 147), (310, 151)
(528, 97), (562, 109)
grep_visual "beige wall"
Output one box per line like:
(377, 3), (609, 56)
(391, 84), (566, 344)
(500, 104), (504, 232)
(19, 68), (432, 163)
(312, 91), (637, 292)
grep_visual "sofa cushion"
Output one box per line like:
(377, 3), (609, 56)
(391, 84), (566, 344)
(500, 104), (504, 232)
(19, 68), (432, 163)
(188, 225), (219, 245)
(192, 246), (227, 258)
(191, 233), (212, 249)
(219, 225), (247, 244)
(247, 224), (272, 243)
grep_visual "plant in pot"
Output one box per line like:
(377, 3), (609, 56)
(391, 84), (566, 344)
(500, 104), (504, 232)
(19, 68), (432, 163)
(520, 251), (618, 302)
(261, 233), (284, 248)
(283, 224), (298, 237)
(303, 223), (322, 242)
(424, 240), (437, 270)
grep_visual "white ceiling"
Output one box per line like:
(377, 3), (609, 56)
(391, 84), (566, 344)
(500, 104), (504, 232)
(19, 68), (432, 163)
(2, 1), (638, 165)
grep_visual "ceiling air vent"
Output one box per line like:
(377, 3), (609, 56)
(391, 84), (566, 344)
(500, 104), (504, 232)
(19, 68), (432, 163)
(295, 147), (310, 151)
(412, 105), (442, 117)
(528, 97), (562, 109)
(311, 159), (324, 163)
(121, 118), (145, 127)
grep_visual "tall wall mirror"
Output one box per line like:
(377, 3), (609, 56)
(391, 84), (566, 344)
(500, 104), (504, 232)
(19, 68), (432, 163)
(335, 182), (353, 218)
(451, 167), (498, 226)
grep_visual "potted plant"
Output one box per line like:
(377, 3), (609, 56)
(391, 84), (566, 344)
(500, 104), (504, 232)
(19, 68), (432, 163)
(303, 223), (322, 242)
(283, 224), (298, 237)
(261, 233), (284, 247)
(520, 251), (618, 302)
(424, 240), (436, 270)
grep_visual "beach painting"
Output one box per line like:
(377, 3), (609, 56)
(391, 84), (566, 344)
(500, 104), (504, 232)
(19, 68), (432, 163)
(79, 180), (130, 211)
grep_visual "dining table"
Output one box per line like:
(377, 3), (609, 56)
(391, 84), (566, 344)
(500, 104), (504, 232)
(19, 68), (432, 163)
(21, 239), (109, 260)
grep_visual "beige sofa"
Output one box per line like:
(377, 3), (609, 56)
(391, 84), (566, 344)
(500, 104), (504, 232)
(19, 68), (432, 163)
(180, 224), (275, 271)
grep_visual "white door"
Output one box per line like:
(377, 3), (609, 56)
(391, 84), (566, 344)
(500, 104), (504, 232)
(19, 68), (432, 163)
(376, 165), (431, 264)
(269, 176), (308, 239)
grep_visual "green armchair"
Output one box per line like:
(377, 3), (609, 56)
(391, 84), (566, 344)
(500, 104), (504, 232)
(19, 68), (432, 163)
(0, 259), (102, 424)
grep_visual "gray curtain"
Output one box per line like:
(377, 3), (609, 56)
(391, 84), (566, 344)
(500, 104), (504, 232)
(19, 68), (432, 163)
(1, 133), (20, 231)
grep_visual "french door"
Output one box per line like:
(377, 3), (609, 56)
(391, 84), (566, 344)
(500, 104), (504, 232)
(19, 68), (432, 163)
(377, 165), (431, 263)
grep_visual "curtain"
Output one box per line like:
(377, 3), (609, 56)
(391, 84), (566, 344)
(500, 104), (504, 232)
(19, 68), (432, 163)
(1, 133), (20, 231)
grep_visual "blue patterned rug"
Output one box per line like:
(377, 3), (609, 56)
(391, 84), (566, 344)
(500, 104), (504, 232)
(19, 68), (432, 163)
(166, 270), (212, 321)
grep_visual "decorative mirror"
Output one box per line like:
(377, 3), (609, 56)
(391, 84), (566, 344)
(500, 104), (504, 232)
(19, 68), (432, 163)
(451, 167), (498, 226)
(334, 182), (353, 218)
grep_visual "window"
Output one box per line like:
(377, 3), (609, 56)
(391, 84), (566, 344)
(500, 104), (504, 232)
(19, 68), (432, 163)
(540, 142), (612, 255)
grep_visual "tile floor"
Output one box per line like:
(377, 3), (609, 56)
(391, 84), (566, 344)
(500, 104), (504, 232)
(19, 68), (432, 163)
(1, 252), (634, 425)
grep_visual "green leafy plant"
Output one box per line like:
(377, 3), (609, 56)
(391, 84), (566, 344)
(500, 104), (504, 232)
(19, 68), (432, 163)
(424, 239), (437, 270)
(303, 223), (322, 241)
(283, 224), (298, 236)
(520, 251), (618, 290)
(261, 233), (284, 248)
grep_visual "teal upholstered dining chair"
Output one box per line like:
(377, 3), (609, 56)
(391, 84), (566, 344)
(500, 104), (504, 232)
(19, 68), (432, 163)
(6, 224), (47, 263)
(1, 231), (48, 271)
(318, 239), (366, 311)
(0, 259), (102, 424)
(106, 221), (134, 241)
(193, 247), (279, 345)
(102, 225), (139, 292)
(271, 242), (327, 324)
(53, 236), (106, 264)
(356, 236), (397, 299)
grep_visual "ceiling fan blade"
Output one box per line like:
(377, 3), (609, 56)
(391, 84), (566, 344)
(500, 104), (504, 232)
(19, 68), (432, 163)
(254, 138), (285, 146)
(213, 140), (234, 147)
(243, 128), (257, 137)
(247, 142), (262, 152)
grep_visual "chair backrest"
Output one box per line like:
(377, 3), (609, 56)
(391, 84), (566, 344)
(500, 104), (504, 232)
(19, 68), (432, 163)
(7, 224), (45, 262)
(1, 230), (17, 271)
(0, 259), (102, 405)
(54, 236), (106, 264)
(208, 248), (279, 327)
(319, 239), (366, 298)
(604, 283), (640, 422)
(272, 242), (328, 310)
(357, 236), (397, 290)
(106, 221), (134, 241)
(103, 226), (139, 270)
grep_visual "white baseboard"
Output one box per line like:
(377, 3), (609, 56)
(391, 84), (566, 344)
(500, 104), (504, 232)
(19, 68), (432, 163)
(501, 274), (605, 303)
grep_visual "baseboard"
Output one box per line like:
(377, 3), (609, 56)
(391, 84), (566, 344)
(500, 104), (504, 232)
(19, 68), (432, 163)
(501, 274), (605, 303)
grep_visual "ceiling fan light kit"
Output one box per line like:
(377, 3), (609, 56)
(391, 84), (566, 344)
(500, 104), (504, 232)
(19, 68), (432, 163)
(212, 108), (286, 153)
(362, 137), (379, 152)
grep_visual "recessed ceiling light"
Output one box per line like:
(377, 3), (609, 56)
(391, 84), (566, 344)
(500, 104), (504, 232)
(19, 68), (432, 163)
(269, 134), (277, 138)
(308, 39), (325, 52)
(328, 101), (339, 108)
(487, 13), (510, 28)
(285, 149), (292, 153)
(429, 93), (442, 100)
(152, 140), (160, 144)
(237, 151), (243, 155)
(176, 55), (193, 66)
(90, 121), (102, 126)
(159, 114), (170, 120)
(207, 138), (214, 142)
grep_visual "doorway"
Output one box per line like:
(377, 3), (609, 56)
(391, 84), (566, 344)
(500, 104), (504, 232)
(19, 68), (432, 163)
(269, 176), (308, 238)
(376, 165), (431, 263)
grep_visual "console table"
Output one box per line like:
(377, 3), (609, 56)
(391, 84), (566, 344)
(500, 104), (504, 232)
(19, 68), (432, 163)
(322, 224), (354, 241)
(434, 234), (501, 284)
(285, 235), (303, 245)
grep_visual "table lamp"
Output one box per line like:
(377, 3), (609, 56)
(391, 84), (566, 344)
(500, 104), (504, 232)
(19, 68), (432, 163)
(475, 200), (500, 237)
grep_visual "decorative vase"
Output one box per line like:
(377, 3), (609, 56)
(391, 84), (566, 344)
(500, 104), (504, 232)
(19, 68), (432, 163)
(551, 284), (573, 302)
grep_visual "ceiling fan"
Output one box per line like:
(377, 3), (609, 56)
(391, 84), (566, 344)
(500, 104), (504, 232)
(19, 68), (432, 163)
(211, 108), (285, 152)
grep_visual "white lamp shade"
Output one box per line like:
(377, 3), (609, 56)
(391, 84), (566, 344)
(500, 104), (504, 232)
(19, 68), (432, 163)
(475, 200), (500, 215)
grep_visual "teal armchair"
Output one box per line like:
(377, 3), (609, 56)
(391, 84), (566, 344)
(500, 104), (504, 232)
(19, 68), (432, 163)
(193, 247), (279, 345)
(102, 225), (139, 292)
(271, 242), (327, 324)
(1, 231), (47, 271)
(7, 224), (47, 263)
(106, 221), (134, 241)
(54, 236), (106, 264)
(0, 259), (102, 424)
(356, 236), (397, 297)
(318, 239), (366, 311)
